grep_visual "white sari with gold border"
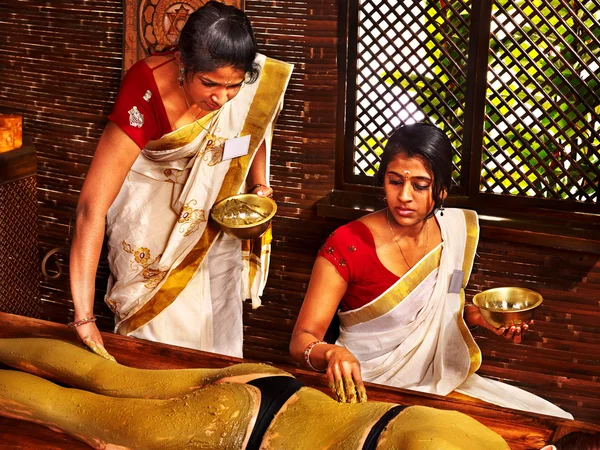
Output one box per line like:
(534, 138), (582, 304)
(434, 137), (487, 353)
(337, 208), (572, 419)
(104, 54), (293, 357)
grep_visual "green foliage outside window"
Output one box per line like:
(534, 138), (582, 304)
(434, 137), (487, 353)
(358, 0), (599, 205)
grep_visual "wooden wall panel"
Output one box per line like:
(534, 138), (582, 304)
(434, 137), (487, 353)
(242, 0), (341, 360)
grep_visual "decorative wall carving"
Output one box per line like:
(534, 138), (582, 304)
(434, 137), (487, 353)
(124, 0), (244, 72)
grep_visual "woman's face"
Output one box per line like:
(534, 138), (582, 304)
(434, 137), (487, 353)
(384, 153), (438, 227)
(187, 65), (246, 112)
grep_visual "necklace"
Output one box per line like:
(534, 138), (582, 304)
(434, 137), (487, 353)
(386, 208), (429, 269)
(181, 82), (222, 141)
(181, 83), (205, 122)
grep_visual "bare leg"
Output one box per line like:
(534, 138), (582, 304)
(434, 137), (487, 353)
(0, 368), (258, 450)
(0, 338), (287, 399)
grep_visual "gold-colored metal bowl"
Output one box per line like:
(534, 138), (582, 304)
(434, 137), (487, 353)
(211, 193), (277, 240)
(472, 287), (543, 329)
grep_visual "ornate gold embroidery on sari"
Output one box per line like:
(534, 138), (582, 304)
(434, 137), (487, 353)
(177, 200), (207, 237)
(106, 298), (120, 315)
(122, 241), (168, 289)
(197, 133), (226, 166)
(164, 168), (185, 183)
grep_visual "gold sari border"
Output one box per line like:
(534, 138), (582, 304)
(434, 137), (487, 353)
(242, 224), (273, 292)
(145, 113), (215, 151)
(120, 58), (293, 335)
(339, 245), (443, 328)
(457, 209), (482, 376)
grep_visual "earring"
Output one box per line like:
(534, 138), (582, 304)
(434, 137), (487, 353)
(439, 203), (445, 216)
(178, 67), (185, 87)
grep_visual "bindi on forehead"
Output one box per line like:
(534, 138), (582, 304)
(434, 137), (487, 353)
(387, 154), (432, 179)
(388, 171), (432, 182)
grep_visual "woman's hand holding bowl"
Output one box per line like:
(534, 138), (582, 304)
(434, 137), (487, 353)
(465, 304), (532, 344)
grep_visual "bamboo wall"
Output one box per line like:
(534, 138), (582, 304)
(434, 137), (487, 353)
(241, 0), (342, 362)
(0, 0), (598, 424)
(0, 0), (121, 323)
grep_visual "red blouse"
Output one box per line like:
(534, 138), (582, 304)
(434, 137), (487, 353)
(318, 221), (400, 311)
(108, 56), (174, 149)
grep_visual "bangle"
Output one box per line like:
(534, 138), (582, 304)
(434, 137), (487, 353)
(248, 183), (268, 193)
(304, 340), (327, 372)
(67, 316), (97, 328)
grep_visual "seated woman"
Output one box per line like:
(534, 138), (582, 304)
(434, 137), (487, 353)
(290, 123), (572, 419)
(0, 337), (511, 449)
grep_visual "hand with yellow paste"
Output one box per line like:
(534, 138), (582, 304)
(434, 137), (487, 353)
(324, 344), (367, 404)
(71, 317), (116, 362)
(83, 337), (117, 362)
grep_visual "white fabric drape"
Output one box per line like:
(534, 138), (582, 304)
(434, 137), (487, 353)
(338, 208), (572, 419)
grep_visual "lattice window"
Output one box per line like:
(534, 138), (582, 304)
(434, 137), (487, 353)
(344, 0), (600, 209)
(483, 1), (600, 202)
(350, 0), (470, 186)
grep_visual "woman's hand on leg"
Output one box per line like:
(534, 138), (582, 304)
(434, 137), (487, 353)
(76, 323), (117, 362)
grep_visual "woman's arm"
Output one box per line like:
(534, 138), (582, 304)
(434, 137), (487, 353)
(70, 122), (141, 354)
(246, 140), (273, 197)
(290, 256), (367, 403)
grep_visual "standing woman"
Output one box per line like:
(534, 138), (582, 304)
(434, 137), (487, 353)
(70, 2), (292, 358)
(290, 123), (572, 419)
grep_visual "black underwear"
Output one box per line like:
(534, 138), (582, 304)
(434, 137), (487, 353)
(362, 404), (408, 450)
(246, 376), (304, 450)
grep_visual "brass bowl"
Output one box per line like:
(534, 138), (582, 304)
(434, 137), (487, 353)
(211, 193), (277, 240)
(472, 287), (543, 329)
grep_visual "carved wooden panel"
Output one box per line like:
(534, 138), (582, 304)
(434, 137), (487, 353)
(124, 0), (244, 71)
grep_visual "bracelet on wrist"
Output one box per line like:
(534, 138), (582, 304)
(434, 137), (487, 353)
(67, 316), (97, 328)
(248, 183), (268, 193)
(303, 340), (327, 372)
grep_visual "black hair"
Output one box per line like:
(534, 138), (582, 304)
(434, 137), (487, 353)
(178, 1), (259, 82)
(375, 122), (453, 217)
